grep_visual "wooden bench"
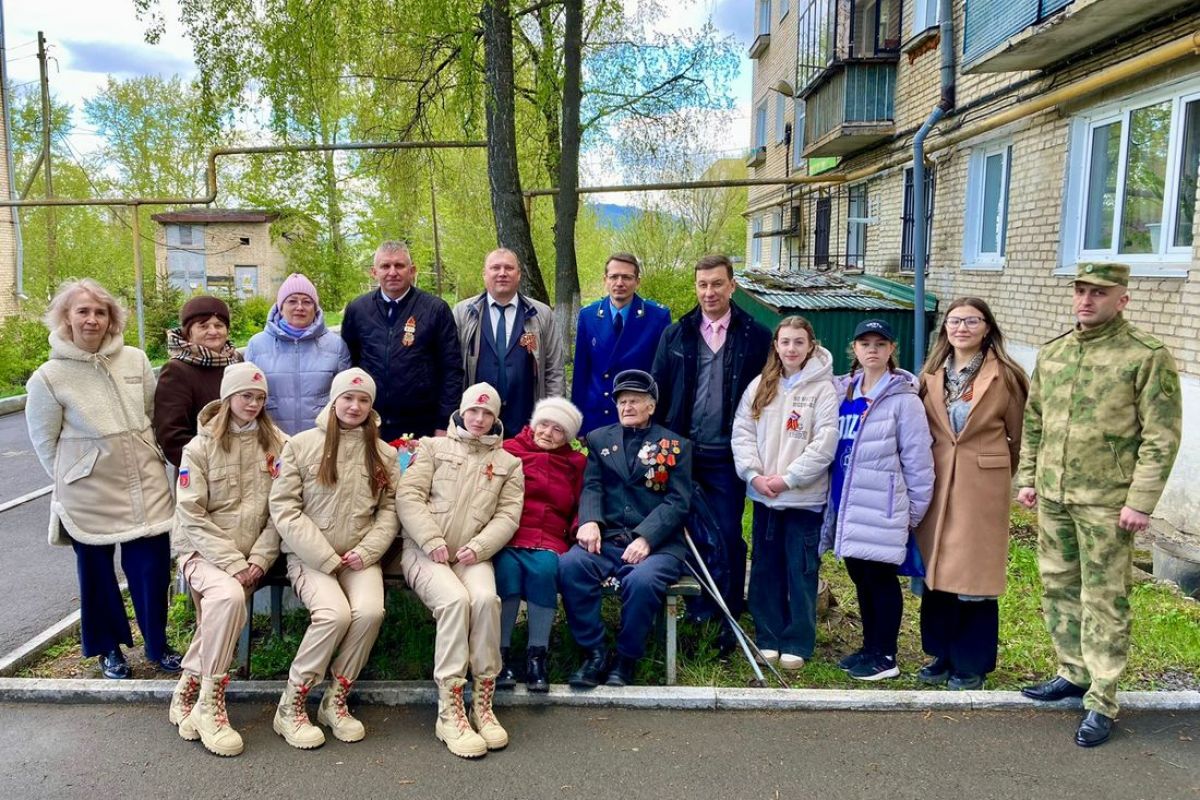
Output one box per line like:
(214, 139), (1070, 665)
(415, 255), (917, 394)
(235, 560), (702, 685)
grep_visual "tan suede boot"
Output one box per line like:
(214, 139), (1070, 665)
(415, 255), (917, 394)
(169, 672), (200, 741)
(317, 674), (366, 743)
(186, 674), (244, 757)
(273, 681), (326, 750)
(435, 678), (487, 759)
(470, 675), (509, 750)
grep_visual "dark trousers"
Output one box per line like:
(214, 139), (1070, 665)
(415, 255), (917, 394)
(70, 533), (171, 660)
(844, 556), (902, 657)
(691, 446), (748, 619)
(747, 504), (822, 657)
(920, 588), (999, 676)
(559, 541), (683, 659)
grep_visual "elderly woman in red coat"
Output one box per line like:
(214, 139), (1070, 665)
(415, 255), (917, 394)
(496, 398), (587, 692)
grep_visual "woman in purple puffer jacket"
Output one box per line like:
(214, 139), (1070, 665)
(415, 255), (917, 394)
(820, 319), (934, 681)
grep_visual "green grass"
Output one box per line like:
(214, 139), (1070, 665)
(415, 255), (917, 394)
(21, 507), (1200, 689)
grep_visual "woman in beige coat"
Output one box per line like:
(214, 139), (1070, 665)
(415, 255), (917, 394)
(169, 362), (285, 756)
(269, 368), (399, 749)
(25, 279), (178, 680)
(916, 298), (1029, 689)
(396, 383), (524, 759)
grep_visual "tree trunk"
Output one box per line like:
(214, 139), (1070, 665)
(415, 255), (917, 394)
(554, 0), (584, 355)
(482, 0), (548, 303)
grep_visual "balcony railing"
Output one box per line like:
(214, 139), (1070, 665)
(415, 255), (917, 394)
(797, 0), (902, 95)
(802, 62), (896, 158)
(963, 0), (1195, 72)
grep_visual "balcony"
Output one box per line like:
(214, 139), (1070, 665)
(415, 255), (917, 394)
(749, 32), (771, 59)
(746, 146), (767, 168)
(963, 0), (1197, 73)
(801, 62), (896, 158)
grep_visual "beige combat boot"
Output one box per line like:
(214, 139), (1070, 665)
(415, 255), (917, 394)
(317, 674), (366, 742)
(169, 672), (201, 740)
(273, 681), (326, 750)
(435, 678), (487, 758)
(470, 675), (509, 750)
(185, 674), (244, 757)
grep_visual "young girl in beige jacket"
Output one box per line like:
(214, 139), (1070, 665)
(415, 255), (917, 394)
(170, 362), (285, 757)
(269, 368), (400, 749)
(396, 383), (524, 759)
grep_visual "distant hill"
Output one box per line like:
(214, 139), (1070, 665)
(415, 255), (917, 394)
(588, 202), (641, 230)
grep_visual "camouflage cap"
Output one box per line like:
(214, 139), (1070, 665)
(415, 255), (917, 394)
(1075, 262), (1129, 287)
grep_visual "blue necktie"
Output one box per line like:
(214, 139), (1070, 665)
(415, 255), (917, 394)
(613, 311), (623, 337)
(494, 303), (510, 399)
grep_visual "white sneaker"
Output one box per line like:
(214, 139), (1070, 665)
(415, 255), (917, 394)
(755, 649), (780, 665)
(779, 653), (806, 671)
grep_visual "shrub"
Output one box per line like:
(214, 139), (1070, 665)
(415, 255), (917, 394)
(0, 314), (50, 395)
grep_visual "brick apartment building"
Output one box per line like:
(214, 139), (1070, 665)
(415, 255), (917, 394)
(744, 0), (1200, 542)
(151, 209), (286, 300)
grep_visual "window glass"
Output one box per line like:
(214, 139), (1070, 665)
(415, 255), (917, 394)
(980, 151), (1005, 254)
(1118, 100), (1171, 254)
(759, 0), (772, 35)
(793, 100), (807, 166)
(755, 103), (769, 149)
(847, 184), (868, 269)
(1083, 120), (1122, 250)
(1173, 99), (1200, 248)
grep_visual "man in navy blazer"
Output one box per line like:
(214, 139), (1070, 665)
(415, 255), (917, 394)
(571, 253), (671, 435)
(559, 369), (693, 689)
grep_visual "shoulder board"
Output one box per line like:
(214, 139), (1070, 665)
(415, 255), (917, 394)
(1125, 326), (1166, 350)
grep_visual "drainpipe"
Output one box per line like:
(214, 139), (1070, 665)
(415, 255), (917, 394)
(911, 0), (955, 368)
(0, 0), (26, 301)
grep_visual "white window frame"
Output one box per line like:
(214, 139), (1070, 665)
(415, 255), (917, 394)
(962, 140), (1012, 271)
(775, 94), (787, 144)
(792, 99), (806, 167)
(751, 216), (764, 267)
(754, 100), (769, 149)
(758, 0), (772, 35)
(771, 211), (783, 267)
(1060, 76), (1200, 278)
(912, 0), (939, 33)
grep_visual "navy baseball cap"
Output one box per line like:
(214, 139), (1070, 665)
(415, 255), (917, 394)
(853, 319), (895, 342)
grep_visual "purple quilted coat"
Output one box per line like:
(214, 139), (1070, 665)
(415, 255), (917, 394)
(819, 369), (935, 565)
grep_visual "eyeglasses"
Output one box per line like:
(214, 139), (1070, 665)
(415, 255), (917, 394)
(945, 316), (985, 329)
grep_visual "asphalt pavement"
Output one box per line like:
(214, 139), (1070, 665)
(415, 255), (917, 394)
(0, 703), (1195, 800)
(0, 411), (81, 657)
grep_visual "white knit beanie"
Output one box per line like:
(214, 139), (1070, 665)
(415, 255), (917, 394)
(460, 382), (502, 418)
(330, 367), (377, 404)
(220, 362), (269, 401)
(531, 397), (583, 441)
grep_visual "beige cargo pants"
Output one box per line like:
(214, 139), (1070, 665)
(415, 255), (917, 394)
(180, 555), (249, 677)
(401, 541), (501, 683)
(286, 555), (385, 687)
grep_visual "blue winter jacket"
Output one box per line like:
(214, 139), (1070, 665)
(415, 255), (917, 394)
(245, 308), (352, 435)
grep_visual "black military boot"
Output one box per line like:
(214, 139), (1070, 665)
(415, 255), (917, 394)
(605, 654), (637, 687)
(525, 646), (549, 693)
(496, 648), (517, 690)
(568, 648), (611, 689)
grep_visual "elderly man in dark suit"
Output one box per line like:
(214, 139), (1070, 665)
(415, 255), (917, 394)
(559, 369), (693, 688)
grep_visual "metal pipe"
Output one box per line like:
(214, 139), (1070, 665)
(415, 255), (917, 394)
(0, 0), (26, 299)
(131, 204), (145, 350)
(0, 139), (487, 209)
(910, 0), (956, 368)
(524, 173), (845, 198)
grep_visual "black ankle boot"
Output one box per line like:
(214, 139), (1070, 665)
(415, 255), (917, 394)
(525, 646), (549, 693)
(568, 647), (611, 689)
(496, 647), (517, 690)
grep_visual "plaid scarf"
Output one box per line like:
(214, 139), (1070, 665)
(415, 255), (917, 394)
(166, 327), (242, 368)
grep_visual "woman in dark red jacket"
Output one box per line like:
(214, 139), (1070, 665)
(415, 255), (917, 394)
(497, 398), (586, 692)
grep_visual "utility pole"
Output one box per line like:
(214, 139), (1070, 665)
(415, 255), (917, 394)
(430, 173), (443, 296)
(37, 31), (56, 286)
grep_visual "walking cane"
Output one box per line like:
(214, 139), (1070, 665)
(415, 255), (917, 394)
(683, 528), (789, 688)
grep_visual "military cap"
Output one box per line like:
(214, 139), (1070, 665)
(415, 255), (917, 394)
(612, 369), (658, 402)
(1075, 262), (1129, 287)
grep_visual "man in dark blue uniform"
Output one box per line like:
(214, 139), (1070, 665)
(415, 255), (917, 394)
(341, 240), (463, 441)
(560, 369), (693, 688)
(571, 253), (671, 435)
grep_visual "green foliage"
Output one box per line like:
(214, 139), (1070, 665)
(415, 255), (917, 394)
(126, 282), (184, 361)
(0, 315), (50, 396)
(639, 263), (696, 320)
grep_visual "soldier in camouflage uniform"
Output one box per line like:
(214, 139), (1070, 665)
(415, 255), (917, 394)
(1016, 262), (1181, 748)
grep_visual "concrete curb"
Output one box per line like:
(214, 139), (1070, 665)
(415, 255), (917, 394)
(0, 394), (25, 417)
(1, 677), (1197, 712)
(0, 611), (82, 678)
